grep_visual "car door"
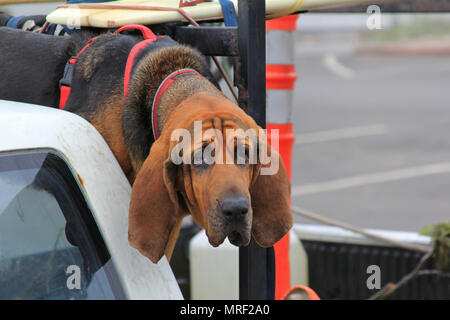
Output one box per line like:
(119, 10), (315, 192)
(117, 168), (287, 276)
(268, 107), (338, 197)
(0, 151), (126, 300)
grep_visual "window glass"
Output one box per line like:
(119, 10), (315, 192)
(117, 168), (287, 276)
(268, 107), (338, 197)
(0, 151), (125, 300)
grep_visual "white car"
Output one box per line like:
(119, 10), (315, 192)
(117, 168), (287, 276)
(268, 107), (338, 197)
(0, 100), (182, 300)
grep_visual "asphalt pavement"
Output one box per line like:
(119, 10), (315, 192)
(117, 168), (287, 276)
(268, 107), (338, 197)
(290, 33), (450, 232)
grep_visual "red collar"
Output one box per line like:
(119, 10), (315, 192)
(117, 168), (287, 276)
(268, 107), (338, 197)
(151, 68), (200, 140)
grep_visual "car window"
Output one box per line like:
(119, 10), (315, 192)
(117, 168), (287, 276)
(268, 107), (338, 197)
(0, 151), (125, 300)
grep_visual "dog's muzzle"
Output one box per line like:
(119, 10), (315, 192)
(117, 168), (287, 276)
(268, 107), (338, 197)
(219, 196), (251, 246)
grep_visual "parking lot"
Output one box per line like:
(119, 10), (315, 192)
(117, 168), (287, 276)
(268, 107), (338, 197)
(290, 25), (450, 232)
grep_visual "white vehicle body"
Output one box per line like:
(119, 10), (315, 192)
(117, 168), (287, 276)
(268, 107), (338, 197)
(0, 100), (183, 300)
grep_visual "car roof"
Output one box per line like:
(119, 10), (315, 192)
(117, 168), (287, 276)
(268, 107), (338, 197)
(0, 100), (183, 299)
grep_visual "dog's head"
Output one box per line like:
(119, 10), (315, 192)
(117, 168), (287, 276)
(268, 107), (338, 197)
(128, 94), (293, 263)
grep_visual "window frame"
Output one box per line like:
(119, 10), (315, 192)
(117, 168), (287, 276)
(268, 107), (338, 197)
(0, 149), (127, 300)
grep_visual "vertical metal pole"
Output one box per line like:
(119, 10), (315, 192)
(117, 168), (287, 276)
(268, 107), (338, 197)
(238, 0), (270, 300)
(237, 0), (266, 127)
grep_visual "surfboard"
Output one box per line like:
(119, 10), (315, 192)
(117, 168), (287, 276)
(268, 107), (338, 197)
(46, 0), (306, 28)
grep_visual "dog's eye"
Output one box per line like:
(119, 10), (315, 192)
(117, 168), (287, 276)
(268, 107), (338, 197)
(191, 145), (214, 170)
(235, 145), (249, 166)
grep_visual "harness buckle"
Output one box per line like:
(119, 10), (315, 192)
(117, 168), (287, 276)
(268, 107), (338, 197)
(59, 56), (77, 87)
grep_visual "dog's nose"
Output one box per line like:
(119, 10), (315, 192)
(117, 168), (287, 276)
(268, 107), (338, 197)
(220, 197), (249, 221)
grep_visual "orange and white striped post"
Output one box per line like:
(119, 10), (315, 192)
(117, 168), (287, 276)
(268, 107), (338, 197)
(266, 14), (298, 300)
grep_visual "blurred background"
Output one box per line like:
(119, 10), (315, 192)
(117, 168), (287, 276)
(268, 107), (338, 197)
(1, 2), (448, 234)
(290, 13), (450, 232)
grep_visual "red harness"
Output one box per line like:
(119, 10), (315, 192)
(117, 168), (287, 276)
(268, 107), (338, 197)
(59, 24), (162, 110)
(58, 24), (199, 140)
(58, 35), (100, 109)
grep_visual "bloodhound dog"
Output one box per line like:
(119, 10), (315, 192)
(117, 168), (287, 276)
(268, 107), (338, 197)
(0, 26), (292, 263)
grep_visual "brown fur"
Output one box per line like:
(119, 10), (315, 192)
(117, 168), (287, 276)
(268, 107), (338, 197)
(71, 40), (293, 264)
(128, 92), (293, 263)
(0, 28), (292, 264)
(122, 45), (214, 176)
(89, 93), (134, 181)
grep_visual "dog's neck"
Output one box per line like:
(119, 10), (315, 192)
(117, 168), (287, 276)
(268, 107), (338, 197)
(122, 45), (224, 178)
(154, 73), (222, 136)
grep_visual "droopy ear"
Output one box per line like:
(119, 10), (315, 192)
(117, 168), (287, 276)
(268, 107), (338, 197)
(128, 138), (185, 263)
(250, 131), (293, 247)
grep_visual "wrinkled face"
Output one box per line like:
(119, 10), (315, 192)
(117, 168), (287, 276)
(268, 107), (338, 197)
(173, 117), (258, 247)
(128, 94), (292, 264)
